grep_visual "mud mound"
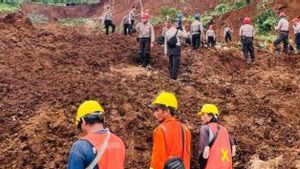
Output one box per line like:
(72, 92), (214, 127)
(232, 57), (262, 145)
(0, 12), (33, 30)
(1, 15), (300, 169)
(21, 2), (104, 22)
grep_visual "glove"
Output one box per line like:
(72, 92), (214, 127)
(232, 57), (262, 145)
(232, 145), (236, 157)
(203, 146), (210, 159)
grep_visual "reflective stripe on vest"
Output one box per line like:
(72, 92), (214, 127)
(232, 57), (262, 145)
(205, 123), (233, 169)
(81, 133), (125, 169)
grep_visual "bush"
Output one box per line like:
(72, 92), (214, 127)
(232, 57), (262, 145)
(150, 16), (163, 26)
(160, 6), (181, 21)
(58, 18), (87, 26)
(27, 13), (48, 24)
(201, 15), (213, 27)
(234, 1), (247, 9)
(254, 9), (278, 35)
(0, 3), (19, 13)
(214, 3), (231, 16)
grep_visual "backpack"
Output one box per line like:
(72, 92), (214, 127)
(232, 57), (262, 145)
(167, 30), (179, 48)
(163, 124), (185, 169)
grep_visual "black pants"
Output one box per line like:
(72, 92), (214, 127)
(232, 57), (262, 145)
(139, 38), (151, 67)
(295, 33), (300, 51)
(192, 34), (201, 50)
(104, 19), (115, 35)
(168, 46), (181, 80)
(274, 31), (289, 53)
(129, 20), (135, 34)
(207, 36), (215, 47)
(225, 32), (232, 43)
(123, 23), (130, 35)
(242, 37), (255, 60)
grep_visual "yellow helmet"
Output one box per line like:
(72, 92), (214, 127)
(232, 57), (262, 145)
(148, 91), (178, 110)
(198, 104), (219, 116)
(75, 100), (104, 126)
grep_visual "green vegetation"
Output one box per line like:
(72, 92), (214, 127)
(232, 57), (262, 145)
(58, 18), (87, 26)
(0, 3), (19, 13)
(160, 6), (181, 21)
(234, 1), (247, 9)
(214, 3), (230, 15)
(150, 16), (163, 25)
(254, 9), (278, 35)
(27, 13), (48, 24)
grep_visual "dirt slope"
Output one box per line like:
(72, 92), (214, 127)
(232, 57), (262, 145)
(0, 13), (300, 169)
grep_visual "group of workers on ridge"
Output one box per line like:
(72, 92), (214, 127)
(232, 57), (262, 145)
(68, 91), (235, 169)
(102, 5), (299, 80)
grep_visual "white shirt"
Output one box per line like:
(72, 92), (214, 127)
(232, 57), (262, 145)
(239, 24), (255, 37)
(191, 20), (204, 35)
(104, 10), (112, 20)
(164, 27), (188, 54)
(224, 27), (232, 37)
(293, 22), (300, 34)
(206, 29), (216, 39)
(275, 18), (289, 31)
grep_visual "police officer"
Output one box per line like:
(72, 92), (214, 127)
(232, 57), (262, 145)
(274, 12), (289, 55)
(292, 18), (300, 54)
(239, 17), (255, 64)
(103, 6), (116, 35)
(128, 6), (136, 35)
(191, 14), (204, 50)
(224, 25), (233, 43)
(165, 20), (188, 80)
(136, 12), (155, 67)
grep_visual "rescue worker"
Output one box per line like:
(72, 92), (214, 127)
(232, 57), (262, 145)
(239, 17), (255, 64)
(191, 13), (204, 50)
(176, 13), (183, 30)
(292, 18), (300, 54)
(197, 104), (235, 169)
(128, 6), (136, 34)
(121, 14), (131, 35)
(206, 25), (216, 47)
(148, 91), (191, 169)
(165, 20), (188, 80)
(136, 12), (155, 67)
(103, 6), (116, 35)
(224, 25), (233, 43)
(274, 12), (289, 55)
(67, 100), (125, 169)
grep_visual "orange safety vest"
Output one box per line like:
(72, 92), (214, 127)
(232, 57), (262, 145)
(150, 117), (191, 169)
(205, 123), (232, 169)
(81, 132), (125, 169)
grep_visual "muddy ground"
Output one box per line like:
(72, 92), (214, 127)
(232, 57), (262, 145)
(0, 13), (300, 169)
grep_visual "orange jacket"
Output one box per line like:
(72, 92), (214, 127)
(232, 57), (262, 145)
(82, 132), (125, 169)
(150, 117), (191, 169)
(206, 123), (232, 169)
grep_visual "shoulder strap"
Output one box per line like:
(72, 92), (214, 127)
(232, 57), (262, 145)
(180, 124), (185, 159)
(175, 29), (179, 37)
(86, 129), (111, 169)
(208, 125), (220, 148)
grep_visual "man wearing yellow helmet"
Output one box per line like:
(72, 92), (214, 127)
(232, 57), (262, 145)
(67, 100), (125, 169)
(148, 91), (191, 169)
(197, 104), (235, 169)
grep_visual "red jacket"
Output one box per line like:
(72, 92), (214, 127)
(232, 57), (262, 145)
(150, 117), (191, 169)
